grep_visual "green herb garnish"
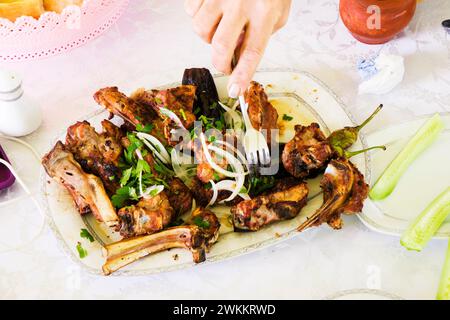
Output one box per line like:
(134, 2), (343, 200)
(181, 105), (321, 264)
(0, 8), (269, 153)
(239, 186), (248, 194)
(179, 109), (187, 121)
(193, 216), (210, 229)
(76, 242), (88, 259)
(249, 175), (276, 196)
(136, 123), (154, 133)
(283, 114), (293, 121)
(80, 229), (94, 243)
(204, 182), (212, 190)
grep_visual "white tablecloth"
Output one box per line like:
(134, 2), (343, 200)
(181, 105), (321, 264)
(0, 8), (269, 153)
(0, 0), (449, 299)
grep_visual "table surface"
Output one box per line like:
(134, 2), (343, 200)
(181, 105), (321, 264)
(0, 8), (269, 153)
(0, 0), (449, 300)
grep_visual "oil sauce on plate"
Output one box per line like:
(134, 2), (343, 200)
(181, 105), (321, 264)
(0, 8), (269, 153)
(270, 97), (317, 143)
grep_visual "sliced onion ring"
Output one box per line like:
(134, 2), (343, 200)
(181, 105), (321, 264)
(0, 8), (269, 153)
(214, 140), (248, 168)
(208, 180), (218, 207)
(159, 107), (186, 129)
(136, 132), (171, 164)
(142, 185), (165, 199)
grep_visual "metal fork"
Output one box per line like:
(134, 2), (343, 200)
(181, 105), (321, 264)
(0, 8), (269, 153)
(239, 96), (271, 166)
(230, 42), (270, 167)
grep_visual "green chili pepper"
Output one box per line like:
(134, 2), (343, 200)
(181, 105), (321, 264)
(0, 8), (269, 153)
(328, 104), (383, 157)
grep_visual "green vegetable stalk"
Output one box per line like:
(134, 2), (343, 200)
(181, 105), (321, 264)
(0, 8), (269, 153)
(370, 114), (444, 200)
(401, 187), (450, 252)
(437, 240), (450, 300)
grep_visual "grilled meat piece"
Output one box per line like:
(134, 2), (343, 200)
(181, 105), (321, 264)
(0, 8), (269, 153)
(232, 179), (309, 231)
(94, 87), (157, 127)
(42, 142), (118, 227)
(190, 176), (214, 207)
(297, 158), (369, 232)
(132, 85), (196, 129)
(182, 68), (221, 120)
(188, 207), (221, 246)
(245, 81), (279, 144)
(102, 207), (220, 275)
(102, 225), (207, 275)
(282, 123), (334, 179)
(94, 87), (169, 144)
(65, 120), (123, 194)
(166, 177), (193, 216)
(117, 191), (175, 238)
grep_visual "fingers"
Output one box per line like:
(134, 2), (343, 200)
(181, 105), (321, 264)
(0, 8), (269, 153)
(211, 13), (247, 75)
(192, 1), (223, 43)
(227, 20), (274, 98)
(184, 0), (204, 17)
(273, 0), (292, 33)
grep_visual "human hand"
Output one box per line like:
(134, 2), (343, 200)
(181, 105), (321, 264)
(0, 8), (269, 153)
(185, 0), (292, 98)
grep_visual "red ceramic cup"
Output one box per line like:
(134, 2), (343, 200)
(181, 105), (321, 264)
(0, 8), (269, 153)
(340, 0), (417, 44)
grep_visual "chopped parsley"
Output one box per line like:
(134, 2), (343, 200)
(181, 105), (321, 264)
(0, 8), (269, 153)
(80, 228), (94, 243)
(136, 123), (154, 133)
(193, 216), (210, 229)
(248, 175), (276, 197)
(283, 114), (294, 121)
(239, 186), (248, 194)
(208, 135), (217, 143)
(76, 242), (88, 259)
(179, 109), (187, 121)
(204, 182), (212, 190)
(112, 132), (172, 208)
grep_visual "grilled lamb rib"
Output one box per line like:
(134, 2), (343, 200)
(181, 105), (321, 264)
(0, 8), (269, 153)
(65, 120), (123, 194)
(116, 191), (175, 238)
(232, 179), (309, 231)
(297, 157), (369, 231)
(282, 123), (334, 179)
(102, 207), (220, 275)
(42, 142), (118, 227)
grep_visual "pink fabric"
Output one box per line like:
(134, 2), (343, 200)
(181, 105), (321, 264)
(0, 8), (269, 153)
(0, 0), (129, 62)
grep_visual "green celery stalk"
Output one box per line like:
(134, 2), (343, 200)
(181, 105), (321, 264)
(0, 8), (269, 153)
(401, 187), (450, 251)
(437, 240), (450, 300)
(370, 114), (444, 200)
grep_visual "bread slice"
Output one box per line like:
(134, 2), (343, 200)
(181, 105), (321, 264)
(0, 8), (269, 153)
(43, 0), (83, 13)
(0, 0), (45, 21)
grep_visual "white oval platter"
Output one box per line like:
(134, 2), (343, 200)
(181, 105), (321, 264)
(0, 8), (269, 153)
(39, 69), (371, 276)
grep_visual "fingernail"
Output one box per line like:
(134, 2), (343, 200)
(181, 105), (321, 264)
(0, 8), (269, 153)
(228, 84), (240, 98)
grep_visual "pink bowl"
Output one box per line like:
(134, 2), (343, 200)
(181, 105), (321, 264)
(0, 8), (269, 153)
(0, 0), (129, 62)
